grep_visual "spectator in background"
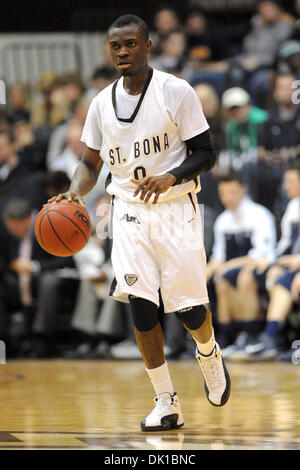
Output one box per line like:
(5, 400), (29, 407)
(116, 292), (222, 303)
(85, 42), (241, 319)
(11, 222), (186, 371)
(50, 122), (84, 178)
(233, 0), (294, 73)
(59, 72), (85, 116)
(31, 72), (68, 128)
(234, 163), (300, 361)
(12, 116), (50, 171)
(222, 88), (268, 154)
(0, 113), (10, 133)
(50, 122), (107, 219)
(8, 83), (30, 123)
(184, 8), (230, 63)
(194, 83), (225, 156)
(0, 130), (31, 208)
(46, 97), (92, 170)
(190, 1), (294, 97)
(184, 8), (232, 92)
(151, 6), (180, 57)
(70, 196), (131, 359)
(289, 0), (300, 40)
(207, 173), (276, 349)
(277, 40), (300, 78)
(193, 83), (224, 214)
(0, 198), (77, 357)
(85, 66), (118, 100)
(150, 31), (186, 75)
(253, 72), (300, 219)
(219, 87), (268, 175)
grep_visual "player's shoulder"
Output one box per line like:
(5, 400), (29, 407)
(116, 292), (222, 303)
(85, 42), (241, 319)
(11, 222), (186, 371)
(153, 68), (194, 95)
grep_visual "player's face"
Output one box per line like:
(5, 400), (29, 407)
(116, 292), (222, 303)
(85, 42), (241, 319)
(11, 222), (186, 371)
(218, 181), (245, 211)
(108, 25), (151, 76)
(284, 170), (300, 199)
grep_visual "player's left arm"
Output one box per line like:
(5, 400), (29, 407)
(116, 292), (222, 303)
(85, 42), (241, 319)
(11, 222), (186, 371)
(132, 130), (215, 204)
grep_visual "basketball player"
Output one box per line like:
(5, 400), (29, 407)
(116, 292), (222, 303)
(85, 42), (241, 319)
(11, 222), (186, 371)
(50, 14), (231, 431)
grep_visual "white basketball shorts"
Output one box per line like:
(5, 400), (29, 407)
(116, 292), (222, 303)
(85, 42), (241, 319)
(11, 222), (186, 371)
(109, 193), (209, 313)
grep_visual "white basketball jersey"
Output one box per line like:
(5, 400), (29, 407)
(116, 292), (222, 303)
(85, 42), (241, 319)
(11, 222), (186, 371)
(82, 69), (209, 203)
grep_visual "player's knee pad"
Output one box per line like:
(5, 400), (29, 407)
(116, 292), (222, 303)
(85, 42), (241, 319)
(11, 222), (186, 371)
(129, 296), (159, 332)
(175, 305), (207, 330)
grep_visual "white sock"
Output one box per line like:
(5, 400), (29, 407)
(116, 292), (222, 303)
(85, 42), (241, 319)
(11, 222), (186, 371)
(146, 362), (174, 396)
(196, 331), (216, 356)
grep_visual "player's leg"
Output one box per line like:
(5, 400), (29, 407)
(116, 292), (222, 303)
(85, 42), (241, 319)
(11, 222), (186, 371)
(175, 304), (230, 407)
(156, 194), (230, 407)
(129, 296), (184, 432)
(109, 198), (183, 431)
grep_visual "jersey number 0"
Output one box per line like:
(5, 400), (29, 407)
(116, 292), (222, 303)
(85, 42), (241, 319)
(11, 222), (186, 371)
(134, 166), (147, 180)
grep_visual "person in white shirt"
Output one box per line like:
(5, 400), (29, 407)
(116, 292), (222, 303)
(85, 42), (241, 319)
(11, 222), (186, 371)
(237, 163), (300, 362)
(207, 172), (276, 352)
(49, 14), (230, 432)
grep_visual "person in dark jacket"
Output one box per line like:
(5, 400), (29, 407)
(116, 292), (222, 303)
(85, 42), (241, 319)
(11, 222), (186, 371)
(0, 198), (78, 357)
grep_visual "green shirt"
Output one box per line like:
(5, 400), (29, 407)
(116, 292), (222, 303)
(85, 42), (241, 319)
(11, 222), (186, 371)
(226, 107), (268, 153)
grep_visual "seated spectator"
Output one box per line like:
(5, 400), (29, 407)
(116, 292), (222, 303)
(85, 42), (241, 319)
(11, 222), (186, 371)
(231, 163), (300, 361)
(207, 172), (276, 349)
(277, 40), (300, 78)
(50, 122), (108, 219)
(85, 66), (118, 100)
(50, 122), (84, 177)
(193, 83), (224, 220)
(0, 198), (77, 358)
(31, 72), (69, 128)
(12, 116), (50, 171)
(0, 112), (10, 133)
(289, 0), (300, 41)
(194, 83), (225, 155)
(0, 129), (31, 209)
(70, 196), (134, 359)
(223, 87), (268, 153)
(59, 72), (85, 117)
(184, 8), (231, 63)
(252, 72), (300, 220)
(232, 0), (294, 73)
(8, 83), (30, 123)
(189, 1), (294, 97)
(150, 31), (186, 75)
(219, 87), (268, 172)
(46, 97), (92, 169)
(151, 6), (181, 57)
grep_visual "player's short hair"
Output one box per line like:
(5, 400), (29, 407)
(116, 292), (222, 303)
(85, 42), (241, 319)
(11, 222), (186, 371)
(3, 198), (32, 221)
(218, 171), (244, 186)
(107, 14), (149, 41)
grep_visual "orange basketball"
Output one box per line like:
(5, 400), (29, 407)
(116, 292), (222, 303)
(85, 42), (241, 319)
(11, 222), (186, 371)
(35, 200), (92, 257)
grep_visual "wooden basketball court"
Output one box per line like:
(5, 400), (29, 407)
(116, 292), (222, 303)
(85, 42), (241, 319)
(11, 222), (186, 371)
(0, 359), (300, 450)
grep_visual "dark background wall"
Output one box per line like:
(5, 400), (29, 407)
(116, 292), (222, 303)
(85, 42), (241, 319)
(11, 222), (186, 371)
(0, 0), (296, 33)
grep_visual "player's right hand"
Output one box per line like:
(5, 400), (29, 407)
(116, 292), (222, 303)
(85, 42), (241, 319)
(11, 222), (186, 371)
(46, 191), (86, 208)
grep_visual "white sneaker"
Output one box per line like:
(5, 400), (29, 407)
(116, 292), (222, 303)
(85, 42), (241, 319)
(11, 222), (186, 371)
(141, 392), (184, 432)
(196, 343), (231, 407)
